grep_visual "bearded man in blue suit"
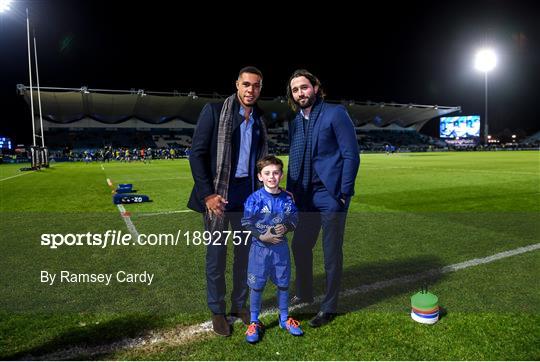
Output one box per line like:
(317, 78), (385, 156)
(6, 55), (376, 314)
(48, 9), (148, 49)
(286, 69), (360, 327)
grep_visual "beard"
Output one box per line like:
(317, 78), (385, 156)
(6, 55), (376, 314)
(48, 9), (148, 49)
(239, 94), (257, 107)
(296, 92), (317, 109)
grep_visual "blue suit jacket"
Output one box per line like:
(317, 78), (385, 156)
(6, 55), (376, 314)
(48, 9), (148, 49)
(287, 102), (360, 201)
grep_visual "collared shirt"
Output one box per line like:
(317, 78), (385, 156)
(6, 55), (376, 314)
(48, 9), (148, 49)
(300, 109), (309, 136)
(235, 107), (254, 178)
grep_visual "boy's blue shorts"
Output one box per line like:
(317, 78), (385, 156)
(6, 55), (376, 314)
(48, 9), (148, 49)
(247, 241), (290, 290)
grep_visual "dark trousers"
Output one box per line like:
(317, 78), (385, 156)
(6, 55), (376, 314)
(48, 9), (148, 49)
(205, 177), (252, 315)
(291, 184), (349, 313)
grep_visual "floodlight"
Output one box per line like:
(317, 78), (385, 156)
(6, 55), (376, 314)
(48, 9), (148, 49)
(0, 0), (12, 12)
(475, 49), (497, 73)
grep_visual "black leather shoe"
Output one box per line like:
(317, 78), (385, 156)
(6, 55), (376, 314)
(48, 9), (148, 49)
(309, 311), (336, 328)
(290, 295), (314, 306)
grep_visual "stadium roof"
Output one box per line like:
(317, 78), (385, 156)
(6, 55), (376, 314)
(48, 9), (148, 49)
(18, 85), (461, 131)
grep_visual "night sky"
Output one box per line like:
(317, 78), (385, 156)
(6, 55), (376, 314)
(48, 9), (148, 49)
(0, 0), (538, 144)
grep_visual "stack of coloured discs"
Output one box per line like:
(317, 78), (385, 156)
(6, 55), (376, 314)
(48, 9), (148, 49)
(410, 289), (439, 324)
(116, 183), (134, 194)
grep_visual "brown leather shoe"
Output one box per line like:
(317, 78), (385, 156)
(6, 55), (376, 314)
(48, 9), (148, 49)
(230, 307), (250, 325)
(211, 314), (231, 336)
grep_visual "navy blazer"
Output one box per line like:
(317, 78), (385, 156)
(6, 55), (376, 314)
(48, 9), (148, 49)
(187, 98), (266, 213)
(287, 102), (360, 201)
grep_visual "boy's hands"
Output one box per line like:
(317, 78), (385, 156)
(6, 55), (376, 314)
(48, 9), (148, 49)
(259, 224), (288, 244)
(259, 227), (283, 244)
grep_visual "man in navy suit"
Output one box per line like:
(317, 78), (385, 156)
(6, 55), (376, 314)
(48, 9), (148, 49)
(286, 69), (360, 327)
(188, 66), (268, 336)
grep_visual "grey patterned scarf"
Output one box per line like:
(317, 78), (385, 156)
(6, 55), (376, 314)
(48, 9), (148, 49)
(207, 94), (268, 232)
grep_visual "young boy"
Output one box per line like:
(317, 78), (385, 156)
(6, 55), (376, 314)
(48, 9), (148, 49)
(241, 155), (303, 344)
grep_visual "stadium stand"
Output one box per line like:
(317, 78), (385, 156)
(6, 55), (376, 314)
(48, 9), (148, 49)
(17, 85), (465, 155)
(522, 131), (540, 146)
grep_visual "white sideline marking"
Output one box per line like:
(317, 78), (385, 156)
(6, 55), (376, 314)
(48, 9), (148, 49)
(431, 168), (539, 176)
(122, 176), (191, 182)
(135, 210), (193, 217)
(0, 171), (35, 182)
(34, 242), (540, 360)
(116, 204), (140, 239)
(104, 175), (140, 239)
(361, 165), (539, 176)
(440, 243), (540, 272)
(340, 242), (540, 299)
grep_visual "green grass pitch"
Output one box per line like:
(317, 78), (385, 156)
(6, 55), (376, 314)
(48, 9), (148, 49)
(0, 151), (539, 360)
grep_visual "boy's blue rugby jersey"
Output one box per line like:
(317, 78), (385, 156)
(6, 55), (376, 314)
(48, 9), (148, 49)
(241, 188), (298, 246)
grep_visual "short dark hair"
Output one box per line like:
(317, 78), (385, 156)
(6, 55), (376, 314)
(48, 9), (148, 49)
(286, 69), (325, 112)
(257, 155), (283, 173)
(238, 66), (263, 80)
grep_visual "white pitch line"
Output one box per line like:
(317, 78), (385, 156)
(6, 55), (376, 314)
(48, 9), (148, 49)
(0, 171), (36, 182)
(340, 242), (540, 299)
(361, 165), (539, 176)
(104, 176), (140, 239)
(33, 242), (540, 360)
(135, 210), (194, 217)
(112, 176), (191, 182)
(429, 168), (539, 176)
(440, 243), (540, 273)
(101, 164), (105, 171)
(116, 204), (140, 239)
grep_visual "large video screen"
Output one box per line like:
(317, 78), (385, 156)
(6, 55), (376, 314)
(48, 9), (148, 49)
(0, 136), (12, 150)
(440, 116), (480, 139)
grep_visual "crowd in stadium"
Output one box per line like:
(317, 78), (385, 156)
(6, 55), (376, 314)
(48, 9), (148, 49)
(57, 146), (191, 162)
(1, 127), (538, 165)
